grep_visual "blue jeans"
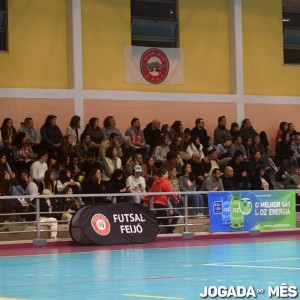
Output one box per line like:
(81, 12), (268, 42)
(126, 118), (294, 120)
(187, 194), (203, 214)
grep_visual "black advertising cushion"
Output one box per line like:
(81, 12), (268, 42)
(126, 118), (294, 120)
(70, 203), (159, 245)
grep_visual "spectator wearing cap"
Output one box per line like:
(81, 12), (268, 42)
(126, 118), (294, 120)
(200, 146), (220, 176)
(213, 116), (232, 146)
(125, 164), (146, 204)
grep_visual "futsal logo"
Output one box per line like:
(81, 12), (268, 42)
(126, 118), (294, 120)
(91, 214), (111, 236)
(140, 48), (169, 84)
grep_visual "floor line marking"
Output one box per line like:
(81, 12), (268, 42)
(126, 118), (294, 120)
(122, 294), (184, 300)
(204, 264), (300, 270)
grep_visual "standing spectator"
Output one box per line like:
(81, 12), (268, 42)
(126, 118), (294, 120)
(275, 121), (288, 143)
(126, 165), (146, 204)
(213, 116), (232, 145)
(0, 118), (17, 146)
(179, 163), (203, 216)
(19, 117), (40, 152)
(274, 131), (291, 166)
(143, 119), (161, 154)
(40, 115), (63, 159)
(66, 115), (81, 146)
(102, 116), (123, 144)
(125, 118), (150, 159)
(191, 118), (209, 149)
(144, 167), (179, 234)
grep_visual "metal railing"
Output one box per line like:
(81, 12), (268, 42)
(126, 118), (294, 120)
(0, 190), (299, 246)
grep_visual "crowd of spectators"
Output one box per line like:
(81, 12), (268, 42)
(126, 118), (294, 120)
(0, 114), (299, 235)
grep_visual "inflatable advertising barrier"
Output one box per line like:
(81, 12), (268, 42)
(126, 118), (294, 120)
(208, 190), (296, 232)
(70, 203), (159, 245)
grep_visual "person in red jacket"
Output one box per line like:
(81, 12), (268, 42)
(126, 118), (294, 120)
(144, 167), (179, 233)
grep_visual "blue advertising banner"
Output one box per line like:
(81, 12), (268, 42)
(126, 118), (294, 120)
(208, 190), (296, 232)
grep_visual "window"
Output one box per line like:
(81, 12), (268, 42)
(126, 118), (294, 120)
(0, 0), (7, 51)
(283, 0), (300, 64)
(131, 0), (178, 48)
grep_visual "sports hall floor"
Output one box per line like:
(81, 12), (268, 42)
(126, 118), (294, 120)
(0, 233), (299, 300)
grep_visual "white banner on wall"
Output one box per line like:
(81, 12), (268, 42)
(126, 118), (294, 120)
(124, 45), (184, 85)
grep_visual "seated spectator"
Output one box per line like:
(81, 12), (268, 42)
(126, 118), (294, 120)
(125, 165), (146, 204)
(80, 151), (103, 179)
(161, 151), (182, 173)
(61, 134), (74, 157)
(2, 141), (15, 173)
(57, 187), (80, 222)
(259, 131), (272, 157)
(125, 118), (150, 160)
(160, 124), (172, 142)
(275, 150), (299, 182)
(153, 134), (170, 167)
(282, 166), (300, 190)
(30, 149), (48, 183)
(0, 118), (17, 146)
(179, 163), (203, 216)
(52, 153), (70, 180)
(0, 152), (14, 178)
(274, 131), (291, 166)
(106, 169), (128, 203)
(19, 117), (40, 152)
(186, 136), (204, 160)
(215, 137), (233, 170)
(12, 132), (35, 172)
(244, 137), (253, 160)
(99, 132), (122, 161)
(169, 135), (187, 167)
(69, 154), (83, 182)
(142, 156), (157, 186)
(40, 115), (63, 159)
(170, 120), (183, 140)
(227, 150), (250, 189)
(42, 170), (57, 194)
(288, 123), (297, 141)
(56, 169), (81, 194)
(66, 115), (81, 146)
(124, 151), (143, 179)
(228, 135), (246, 158)
(229, 122), (240, 142)
(74, 133), (91, 163)
(221, 166), (240, 191)
(102, 116), (124, 144)
(143, 119), (161, 154)
(144, 166), (179, 233)
(201, 168), (224, 192)
(240, 118), (258, 145)
(190, 118), (209, 149)
(83, 117), (104, 155)
(82, 168), (105, 205)
(182, 128), (191, 151)
(120, 136), (135, 167)
(200, 146), (220, 176)
(290, 133), (300, 164)
(213, 116), (232, 145)
(102, 146), (123, 183)
(251, 166), (273, 190)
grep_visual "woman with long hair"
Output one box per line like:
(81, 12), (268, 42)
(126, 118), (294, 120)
(102, 146), (123, 182)
(43, 169), (57, 194)
(12, 132), (35, 171)
(179, 163), (203, 216)
(66, 115), (81, 146)
(82, 167), (105, 204)
(56, 169), (81, 194)
(0, 118), (17, 145)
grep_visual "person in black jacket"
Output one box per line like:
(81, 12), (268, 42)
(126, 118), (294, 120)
(221, 166), (240, 191)
(106, 169), (128, 203)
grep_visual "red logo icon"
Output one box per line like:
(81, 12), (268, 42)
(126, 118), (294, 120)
(140, 48), (169, 84)
(91, 214), (111, 236)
